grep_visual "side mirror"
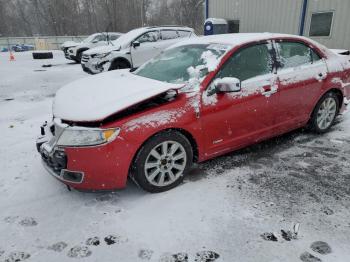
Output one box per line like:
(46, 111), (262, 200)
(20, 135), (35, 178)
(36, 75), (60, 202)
(214, 77), (241, 93)
(91, 39), (99, 43)
(132, 41), (141, 48)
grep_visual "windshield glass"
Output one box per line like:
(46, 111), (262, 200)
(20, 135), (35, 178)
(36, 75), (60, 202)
(134, 44), (229, 85)
(82, 34), (98, 43)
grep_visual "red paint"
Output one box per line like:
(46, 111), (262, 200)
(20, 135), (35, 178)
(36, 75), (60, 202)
(59, 36), (350, 191)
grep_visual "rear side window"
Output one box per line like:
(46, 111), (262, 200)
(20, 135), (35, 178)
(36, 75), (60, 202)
(161, 30), (179, 40)
(216, 43), (273, 82)
(178, 30), (191, 38)
(276, 41), (321, 69)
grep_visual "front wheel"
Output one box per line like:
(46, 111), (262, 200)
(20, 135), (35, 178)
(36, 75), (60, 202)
(131, 131), (193, 193)
(309, 92), (339, 133)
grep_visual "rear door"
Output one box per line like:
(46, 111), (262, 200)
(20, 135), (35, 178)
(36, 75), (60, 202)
(274, 40), (328, 129)
(201, 42), (280, 156)
(131, 30), (161, 67)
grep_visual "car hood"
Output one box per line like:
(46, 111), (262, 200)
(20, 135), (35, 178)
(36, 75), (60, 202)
(84, 45), (120, 55)
(53, 70), (183, 122)
(61, 41), (79, 49)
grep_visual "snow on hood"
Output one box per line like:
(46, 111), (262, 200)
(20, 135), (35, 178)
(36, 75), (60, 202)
(61, 41), (79, 49)
(84, 45), (119, 55)
(53, 70), (183, 122)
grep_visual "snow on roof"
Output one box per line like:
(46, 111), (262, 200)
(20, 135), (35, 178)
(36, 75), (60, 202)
(170, 33), (335, 56)
(205, 18), (228, 25)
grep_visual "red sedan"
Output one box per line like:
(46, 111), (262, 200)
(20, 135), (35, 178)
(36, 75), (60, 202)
(37, 33), (350, 193)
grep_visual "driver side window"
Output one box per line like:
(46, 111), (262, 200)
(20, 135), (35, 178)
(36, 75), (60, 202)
(136, 31), (160, 44)
(216, 43), (273, 82)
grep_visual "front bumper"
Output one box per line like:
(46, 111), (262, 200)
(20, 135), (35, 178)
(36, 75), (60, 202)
(36, 121), (133, 191)
(81, 54), (109, 74)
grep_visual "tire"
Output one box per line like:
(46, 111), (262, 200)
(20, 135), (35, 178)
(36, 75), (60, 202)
(109, 59), (131, 71)
(32, 52), (53, 60)
(309, 92), (340, 133)
(131, 131), (193, 193)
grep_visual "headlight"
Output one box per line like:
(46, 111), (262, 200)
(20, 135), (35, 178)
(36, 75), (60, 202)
(57, 128), (120, 146)
(95, 52), (111, 59)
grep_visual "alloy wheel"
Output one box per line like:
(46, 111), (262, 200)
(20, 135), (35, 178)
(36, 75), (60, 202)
(316, 97), (337, 130)
(144, 141), (187, 187)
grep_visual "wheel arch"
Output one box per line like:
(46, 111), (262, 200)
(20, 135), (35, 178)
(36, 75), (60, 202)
(129, 128), (199, 176)
(110, 57), (132, 69)
(317, 88), (344, 113)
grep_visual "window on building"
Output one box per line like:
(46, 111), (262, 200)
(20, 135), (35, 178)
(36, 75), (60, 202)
(216, 43), (273, 82)
(309, 12), (334, 37)
(276, 41), (321, 69)
(161, 30), (179, 40)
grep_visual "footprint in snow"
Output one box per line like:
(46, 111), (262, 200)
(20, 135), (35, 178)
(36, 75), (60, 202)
(194, 251), (220, 262)
(159, 252), (188, 262)
(104, 234), (127, 245)
(310, 241), (332, 255)
(4, 251), (31, 262)
(18, 217), (38, 227)
(47, 241), (68, 252)
(86, 237), (100, 246)
(138, 249), (154, 260)
(67, 246), (92, 258)
(300, 251), (322, 262)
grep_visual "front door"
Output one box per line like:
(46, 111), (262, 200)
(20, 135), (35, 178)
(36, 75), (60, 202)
(201, 42), (279, 157)
(131, 30), (162, 68)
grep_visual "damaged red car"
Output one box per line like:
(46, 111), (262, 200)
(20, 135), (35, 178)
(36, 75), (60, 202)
(37, 33), (350, 193)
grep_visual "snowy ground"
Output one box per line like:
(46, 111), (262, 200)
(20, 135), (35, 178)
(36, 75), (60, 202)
(0, 51), (350, 262)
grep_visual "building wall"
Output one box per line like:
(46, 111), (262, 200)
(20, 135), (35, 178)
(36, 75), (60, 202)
(304, 0), (350, 49)
(208, 0), (350, 49)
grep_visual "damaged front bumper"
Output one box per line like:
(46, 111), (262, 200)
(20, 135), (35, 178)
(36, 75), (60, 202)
(36, 122), (84, 185)
(36, 120), (132, 191)
(81, 54), (110, 74)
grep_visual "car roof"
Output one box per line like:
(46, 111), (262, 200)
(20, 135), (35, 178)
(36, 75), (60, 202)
(145, 25), (194, 31)
(171, 33), (332, 54)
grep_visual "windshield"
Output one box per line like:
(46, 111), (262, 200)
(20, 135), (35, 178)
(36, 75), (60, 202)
(82, 34), (98, 43)
(134, 44), (229, 84)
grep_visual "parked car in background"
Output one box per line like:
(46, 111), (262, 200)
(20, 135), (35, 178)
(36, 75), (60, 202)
(81, 26), (197, 74)
(11, 44), (35, 52)
(37, 33), (350, 193)
(62, 32), (122, 63)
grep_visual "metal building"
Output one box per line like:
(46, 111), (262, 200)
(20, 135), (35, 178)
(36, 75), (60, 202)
(205, 0), (350, 49)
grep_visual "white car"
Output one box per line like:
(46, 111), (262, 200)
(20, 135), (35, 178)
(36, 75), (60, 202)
(81, 26), (197, 74)
(63, 32), (122, 63)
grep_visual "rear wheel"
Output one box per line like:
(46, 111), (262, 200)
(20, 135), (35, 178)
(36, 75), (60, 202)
(310, 92), (339, 133)
(131, 131), (193, 193)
